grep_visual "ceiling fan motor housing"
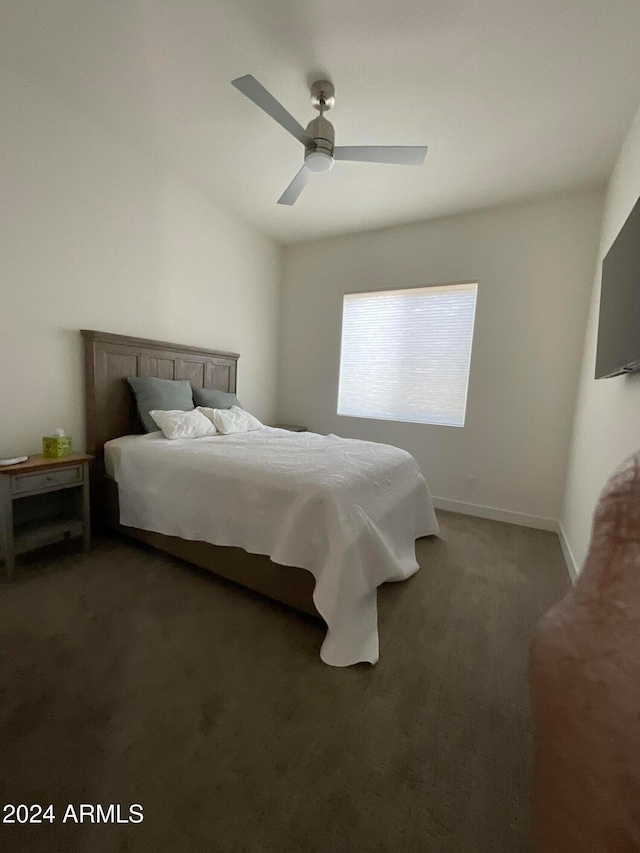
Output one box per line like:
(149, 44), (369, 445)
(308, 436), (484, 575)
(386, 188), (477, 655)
(305, 115), (335, 172)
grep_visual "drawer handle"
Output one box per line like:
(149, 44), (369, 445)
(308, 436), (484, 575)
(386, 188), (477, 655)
(46, 475), (53, 481)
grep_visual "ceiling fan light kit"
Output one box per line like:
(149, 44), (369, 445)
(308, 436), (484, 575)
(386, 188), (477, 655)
(231, 74), (428, 205)
(304, 114), (335, 172)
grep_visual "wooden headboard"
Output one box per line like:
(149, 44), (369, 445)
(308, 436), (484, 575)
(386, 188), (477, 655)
(82, 330), (239, 465)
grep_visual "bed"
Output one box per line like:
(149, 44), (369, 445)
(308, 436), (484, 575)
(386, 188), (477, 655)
(83, 329), (439, 666)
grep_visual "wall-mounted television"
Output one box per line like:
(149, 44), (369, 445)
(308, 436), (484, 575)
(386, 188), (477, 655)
(595, 194), (640, 378)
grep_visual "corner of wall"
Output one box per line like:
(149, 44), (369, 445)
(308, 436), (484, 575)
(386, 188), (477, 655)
(560, 100), (640, 575)
(556, 522), (579, 583)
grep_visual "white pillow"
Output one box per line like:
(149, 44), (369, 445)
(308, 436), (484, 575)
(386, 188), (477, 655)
(149, 409), (218, 440)
(197, 405), (263, 435)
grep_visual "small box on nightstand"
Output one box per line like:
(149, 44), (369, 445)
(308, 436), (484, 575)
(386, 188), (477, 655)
(42, 435), (73, 458)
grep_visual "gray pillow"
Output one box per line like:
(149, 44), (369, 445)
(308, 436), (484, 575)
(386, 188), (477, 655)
(192, 387), (240, 410)
(127, 377), (194, 433)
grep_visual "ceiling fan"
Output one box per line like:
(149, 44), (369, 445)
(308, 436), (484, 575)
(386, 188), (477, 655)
(231, 75), (428, 206)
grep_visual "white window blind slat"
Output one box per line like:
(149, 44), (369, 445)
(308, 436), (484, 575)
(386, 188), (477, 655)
(337, 283), (478, 427)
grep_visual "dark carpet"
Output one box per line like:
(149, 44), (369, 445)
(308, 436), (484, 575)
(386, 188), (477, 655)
(0, 511), (569, 853)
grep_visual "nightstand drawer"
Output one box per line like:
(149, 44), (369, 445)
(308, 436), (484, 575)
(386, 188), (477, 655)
(11, 465), (83, 496)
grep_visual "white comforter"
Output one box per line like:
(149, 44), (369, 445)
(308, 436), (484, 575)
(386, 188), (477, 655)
(105, 428), (439, 667)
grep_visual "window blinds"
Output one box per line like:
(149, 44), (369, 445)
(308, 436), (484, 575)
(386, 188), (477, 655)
(337, 282), (477, 427)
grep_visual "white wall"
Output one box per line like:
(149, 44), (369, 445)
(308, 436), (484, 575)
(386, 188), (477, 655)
(561, 104), (640, 575)
(279, 189), (604, 527)
(0, 72), (281, 457)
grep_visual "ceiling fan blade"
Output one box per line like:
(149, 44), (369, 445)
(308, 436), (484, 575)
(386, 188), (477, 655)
(277, 165), (310, 206)
(334, 146), (428, 166)
(231, 75), (310, 146)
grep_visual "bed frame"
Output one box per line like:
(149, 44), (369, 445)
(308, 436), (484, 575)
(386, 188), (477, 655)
(82, 329), (319, 616)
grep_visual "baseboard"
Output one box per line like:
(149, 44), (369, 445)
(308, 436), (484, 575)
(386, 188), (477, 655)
(556, 522), (579, 583)
(432, 496), (577, 582)
(432, 497), (557, 531)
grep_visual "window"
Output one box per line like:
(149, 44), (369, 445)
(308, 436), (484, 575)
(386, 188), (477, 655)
(337, 282), (477, 427)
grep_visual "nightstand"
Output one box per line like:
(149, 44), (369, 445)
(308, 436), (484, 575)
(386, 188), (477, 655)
(273, 424), (307, 432)
(0, 453), (92, 580)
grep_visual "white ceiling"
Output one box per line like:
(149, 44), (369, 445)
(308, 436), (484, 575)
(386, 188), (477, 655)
(3, 0), (640, 244)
